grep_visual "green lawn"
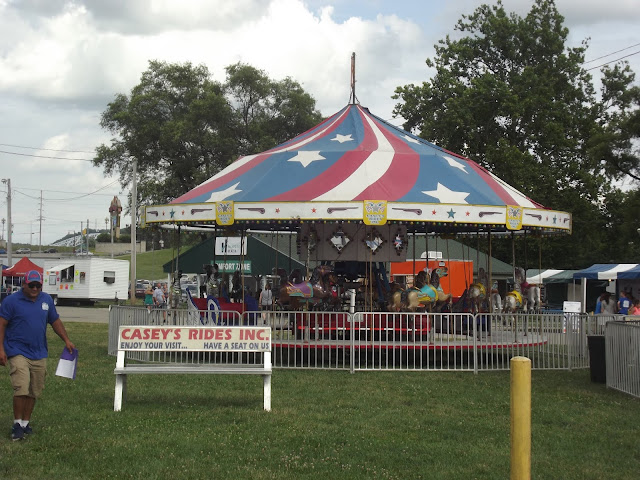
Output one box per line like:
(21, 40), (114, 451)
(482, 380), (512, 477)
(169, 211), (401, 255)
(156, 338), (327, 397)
(116, 248), (177, 281)
(1, 323), (638, 479)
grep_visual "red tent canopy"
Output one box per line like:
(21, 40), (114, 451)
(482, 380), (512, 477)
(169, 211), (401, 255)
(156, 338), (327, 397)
(1, 257), (43, 278)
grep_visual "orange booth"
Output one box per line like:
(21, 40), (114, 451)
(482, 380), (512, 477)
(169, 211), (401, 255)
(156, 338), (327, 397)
(389, 260), (473, 299)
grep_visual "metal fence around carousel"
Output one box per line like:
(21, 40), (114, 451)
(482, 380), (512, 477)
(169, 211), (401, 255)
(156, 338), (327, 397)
(108, 306), (610, 373)
(606, 320), (640, 399)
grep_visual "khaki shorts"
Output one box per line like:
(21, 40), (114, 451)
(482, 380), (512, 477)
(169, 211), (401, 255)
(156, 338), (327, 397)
(8, 355), (47, 398)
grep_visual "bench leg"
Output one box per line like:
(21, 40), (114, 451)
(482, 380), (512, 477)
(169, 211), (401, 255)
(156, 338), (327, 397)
(263, 374), (271, 412)
(114, 374), (127, 411)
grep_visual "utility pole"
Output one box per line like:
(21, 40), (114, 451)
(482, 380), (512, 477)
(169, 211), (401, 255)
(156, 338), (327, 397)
(38, 190), (43, 252)
(86, 218), (90, 253)
(130, 159), (137, 303)
(2, 178), (12, 265)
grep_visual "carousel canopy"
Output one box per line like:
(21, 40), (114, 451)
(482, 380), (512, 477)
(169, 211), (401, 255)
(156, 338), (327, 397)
(143, 104), (570, 234)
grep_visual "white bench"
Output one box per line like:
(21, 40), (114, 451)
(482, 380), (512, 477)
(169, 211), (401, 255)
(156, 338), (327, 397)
(114, 325), (272, 411)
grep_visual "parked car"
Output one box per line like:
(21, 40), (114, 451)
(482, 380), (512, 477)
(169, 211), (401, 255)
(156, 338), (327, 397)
(43, 248), (58, 253)
(134, 282), (151, 298)
(15, 248), (31, 254)
(0, 248), (6, 254)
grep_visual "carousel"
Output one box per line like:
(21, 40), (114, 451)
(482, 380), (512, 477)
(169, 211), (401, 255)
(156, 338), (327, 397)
(141, 59), (571, 358)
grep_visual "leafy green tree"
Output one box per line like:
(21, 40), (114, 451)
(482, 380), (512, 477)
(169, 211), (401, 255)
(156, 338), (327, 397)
(225, 63), (324, 155)
(393, 0), (635, 267)
(94, 60), (322, 208)
(589, 63), (640, 181)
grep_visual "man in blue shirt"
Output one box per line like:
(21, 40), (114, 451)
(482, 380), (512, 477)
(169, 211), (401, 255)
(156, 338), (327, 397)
(0, 270), (75, 441)
(618, 291), (631, 316)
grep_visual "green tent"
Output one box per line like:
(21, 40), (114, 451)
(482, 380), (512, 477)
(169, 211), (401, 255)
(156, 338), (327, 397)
(162, 234), (305, 276)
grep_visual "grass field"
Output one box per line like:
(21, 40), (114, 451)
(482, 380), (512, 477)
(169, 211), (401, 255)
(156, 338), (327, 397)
(115, 248), (177, 281)
(1, 323), (639, 479)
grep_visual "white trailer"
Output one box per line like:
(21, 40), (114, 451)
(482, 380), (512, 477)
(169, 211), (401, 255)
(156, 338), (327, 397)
(43, 258), (130, 305)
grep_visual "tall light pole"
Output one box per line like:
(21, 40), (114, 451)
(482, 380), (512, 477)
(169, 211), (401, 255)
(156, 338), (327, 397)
(2, 178), (12, 265)
(130, 159), (137, 303)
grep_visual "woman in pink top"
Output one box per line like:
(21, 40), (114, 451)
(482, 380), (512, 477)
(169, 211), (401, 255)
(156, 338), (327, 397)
(628, 299), (640, 316)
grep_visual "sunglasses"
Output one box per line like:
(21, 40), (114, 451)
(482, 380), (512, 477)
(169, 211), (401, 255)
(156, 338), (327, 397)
(27, 282), (43, 289)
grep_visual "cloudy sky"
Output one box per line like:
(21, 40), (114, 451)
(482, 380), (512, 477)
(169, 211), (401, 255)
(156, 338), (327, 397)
(0, 0), (638, 246)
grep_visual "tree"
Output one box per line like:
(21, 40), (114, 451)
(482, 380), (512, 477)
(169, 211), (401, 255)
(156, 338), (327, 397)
(392, 0), (634, 267)
(589, 63), (640, 181)
(94, 60), (322, 209)
(224, 62), (324, 155)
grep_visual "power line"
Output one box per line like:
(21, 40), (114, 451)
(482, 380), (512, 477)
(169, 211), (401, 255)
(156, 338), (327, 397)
(0, 143), (96, 154)
(584, 42), (640, 64)
(17, 184), (121, 197)
(585, 50), (640, 71)
(0, 149), (94, 161)
(12, 182), (120, 202)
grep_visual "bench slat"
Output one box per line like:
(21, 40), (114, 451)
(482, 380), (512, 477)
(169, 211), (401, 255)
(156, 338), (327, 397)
(114, 365), (270, 375)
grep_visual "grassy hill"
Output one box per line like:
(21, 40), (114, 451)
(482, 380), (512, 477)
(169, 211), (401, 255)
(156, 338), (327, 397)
(116, 248), (177, 281)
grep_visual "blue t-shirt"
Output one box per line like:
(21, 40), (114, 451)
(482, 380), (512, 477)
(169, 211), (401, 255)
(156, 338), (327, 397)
(619, 297), (631, 315)
(0, 289), (59, 359)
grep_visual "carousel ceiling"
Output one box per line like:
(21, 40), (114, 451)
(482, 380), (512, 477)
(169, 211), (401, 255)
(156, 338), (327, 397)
(142, 104), (571, 234)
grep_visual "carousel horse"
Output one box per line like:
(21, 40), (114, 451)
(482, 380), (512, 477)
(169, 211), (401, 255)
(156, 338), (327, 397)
(396, 267), (451, 312)
(502, 290), (523, 313)
(468, 282), (487, 314)
(386, 282), (404, 312)
(468, 267), (488, 313)
(522, 281), (542, 313)
(417, 267), (452, 306)
(503, 267), (525, 313)
(278, 265), (338, 310)
(501, 267), (526, 331)
(490, 281), (502, 312)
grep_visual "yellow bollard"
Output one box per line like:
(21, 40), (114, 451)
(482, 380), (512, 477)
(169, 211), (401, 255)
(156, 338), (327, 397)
(511, 356), (531, 480)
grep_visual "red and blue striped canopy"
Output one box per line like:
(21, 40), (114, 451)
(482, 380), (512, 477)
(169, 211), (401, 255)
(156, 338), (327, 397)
(143, 104), (570, 233)
(173, 104), (542, 207)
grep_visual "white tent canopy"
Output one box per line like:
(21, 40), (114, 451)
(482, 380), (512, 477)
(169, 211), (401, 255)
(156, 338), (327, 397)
(526, 269), (564, 284)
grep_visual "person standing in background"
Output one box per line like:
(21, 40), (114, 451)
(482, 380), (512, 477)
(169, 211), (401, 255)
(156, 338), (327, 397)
(153, 283), (167, 323)
(259, 283), (273, 324)
(594, 292), (605, 314)
(618, 291), (631, 315)
(144, 285), (154, 313)
(601, 293), (616, 315)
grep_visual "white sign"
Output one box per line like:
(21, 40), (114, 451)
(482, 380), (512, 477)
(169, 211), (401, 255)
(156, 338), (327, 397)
(215, 237), (247, 256)
(563, 301), (582, 313)
(118, 326), (271, 352)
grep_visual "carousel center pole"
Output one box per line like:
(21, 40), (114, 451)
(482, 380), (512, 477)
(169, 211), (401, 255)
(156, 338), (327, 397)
(349, 52), (357, 105)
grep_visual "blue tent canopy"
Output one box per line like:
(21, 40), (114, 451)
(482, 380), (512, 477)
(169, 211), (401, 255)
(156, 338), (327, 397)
(573, 264), (640, 280)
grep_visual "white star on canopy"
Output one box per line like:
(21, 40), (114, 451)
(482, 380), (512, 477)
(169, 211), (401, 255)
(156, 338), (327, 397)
(288, 150), (326, 168)
(206, 182), (242, 202)
(422, 183), (470, 204)
(403, 134), (421, 144)
(442, 155), (468, 173)
(331, 133), (353, 143)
